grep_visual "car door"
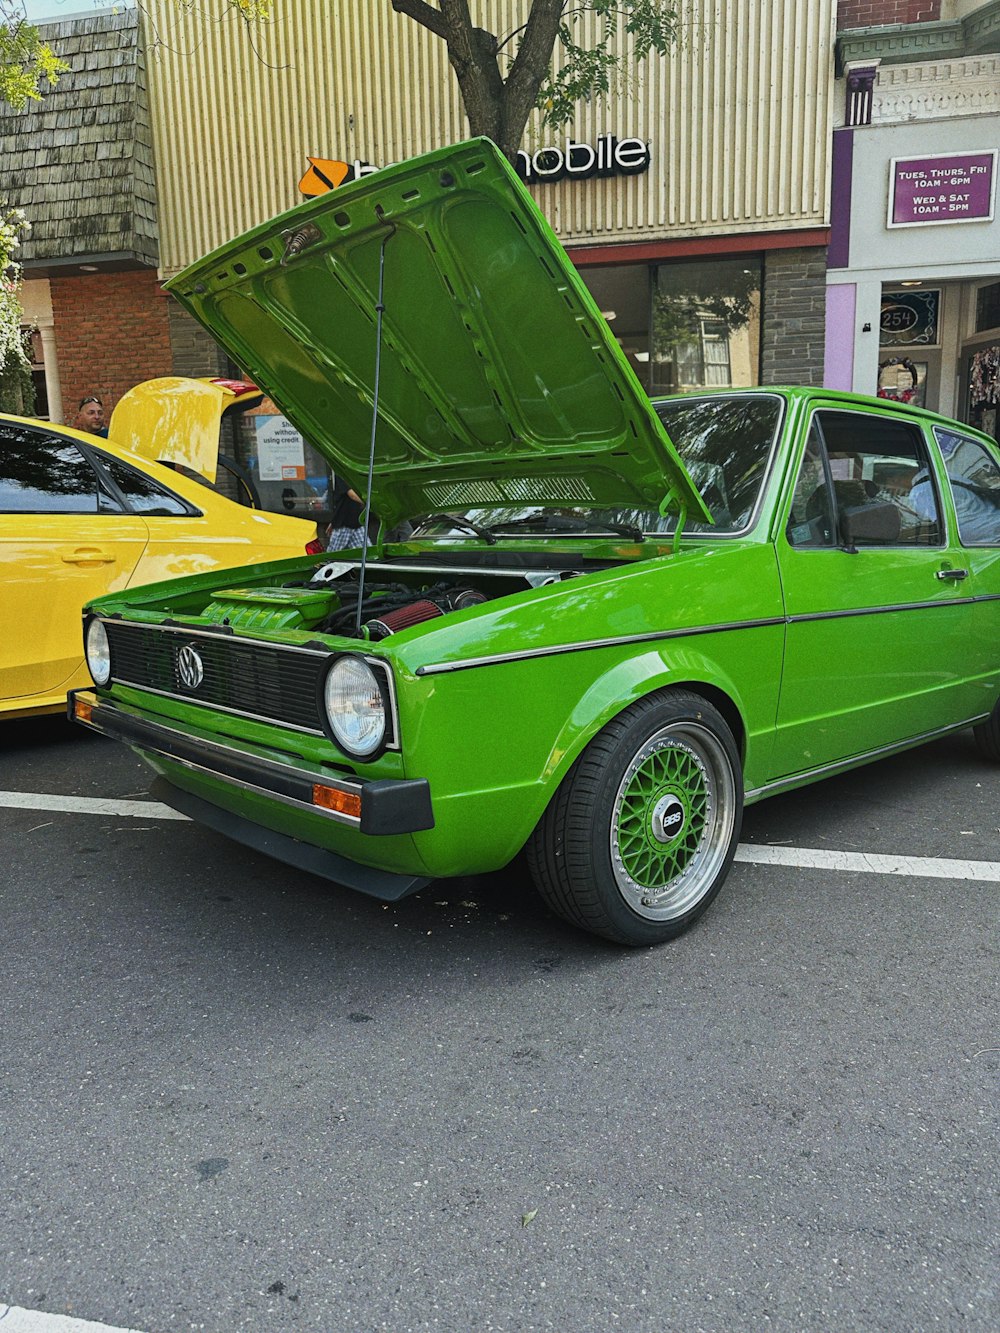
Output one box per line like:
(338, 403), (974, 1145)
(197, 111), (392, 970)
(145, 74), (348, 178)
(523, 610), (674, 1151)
(772, 405), (977, 777)
(88, 446), (237, 586)
(0, 422), (148, 702)
(928, 425), (1000, 715)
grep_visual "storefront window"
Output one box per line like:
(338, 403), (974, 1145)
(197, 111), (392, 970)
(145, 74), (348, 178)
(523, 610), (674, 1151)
(579, 264), (651, 387)
(976, 282), (1000, 334)
(226, 401), (332, 518)
(651, 258), (762, 395)
(580, 257), (762, 397)
(967, 346), (1000, 442)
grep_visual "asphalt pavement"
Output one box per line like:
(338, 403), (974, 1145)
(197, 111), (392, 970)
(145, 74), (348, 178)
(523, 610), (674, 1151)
(1, 716), (998, 1332)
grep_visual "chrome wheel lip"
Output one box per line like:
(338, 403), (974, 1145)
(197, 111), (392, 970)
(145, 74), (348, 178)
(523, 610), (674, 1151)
(609, 721), (737, 921)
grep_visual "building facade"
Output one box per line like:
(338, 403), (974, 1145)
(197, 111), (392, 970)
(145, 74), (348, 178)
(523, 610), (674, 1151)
(828, 0), (1000, 437)
(144, 0), (835, 405)
(4, 0), (838, 491)
(0, 9), (171, 424)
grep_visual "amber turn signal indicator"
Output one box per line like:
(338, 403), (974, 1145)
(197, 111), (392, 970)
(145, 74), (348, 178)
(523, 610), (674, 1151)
(74, 699), (93, 725)
(312, 783), (362, 818)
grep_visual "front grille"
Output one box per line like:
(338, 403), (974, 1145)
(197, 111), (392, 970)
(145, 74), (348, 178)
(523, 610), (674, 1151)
(105, 621), (328, 733)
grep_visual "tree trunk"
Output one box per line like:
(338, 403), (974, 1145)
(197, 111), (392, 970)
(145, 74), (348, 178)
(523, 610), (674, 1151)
(390, 0), (566, 161)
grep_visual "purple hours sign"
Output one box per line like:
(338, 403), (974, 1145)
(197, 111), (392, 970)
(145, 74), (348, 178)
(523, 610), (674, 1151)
(889, 150), (997, 228)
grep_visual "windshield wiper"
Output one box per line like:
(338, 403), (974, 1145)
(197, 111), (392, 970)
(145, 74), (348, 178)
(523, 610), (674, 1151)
(421, 513), (498, 545)
(491, 514), (646, 542)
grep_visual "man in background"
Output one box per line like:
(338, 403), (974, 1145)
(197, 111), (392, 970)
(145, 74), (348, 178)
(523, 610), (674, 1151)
(73, 395), (108, 438)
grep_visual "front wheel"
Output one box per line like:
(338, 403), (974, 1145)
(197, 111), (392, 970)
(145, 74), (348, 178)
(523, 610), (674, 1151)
(527, 690), (743, 946)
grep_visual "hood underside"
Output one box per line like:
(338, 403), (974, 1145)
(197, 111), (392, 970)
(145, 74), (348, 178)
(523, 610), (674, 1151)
(165, 138), (710, 529)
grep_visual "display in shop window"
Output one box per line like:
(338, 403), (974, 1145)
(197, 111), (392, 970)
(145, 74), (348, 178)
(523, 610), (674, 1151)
(969, 347), (1000, 441)
(877, 356), (926, 407)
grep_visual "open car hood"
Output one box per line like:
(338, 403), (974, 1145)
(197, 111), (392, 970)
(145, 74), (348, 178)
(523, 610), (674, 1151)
(165, 139), (710, 529)
(108, 377), (261, 483)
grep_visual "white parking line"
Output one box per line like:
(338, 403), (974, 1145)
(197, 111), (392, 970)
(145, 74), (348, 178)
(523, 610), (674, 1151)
(0, 1303), (145, 1333)
(0, 791), (188, 820)
(2, 790), (999, 882)
(736, 843), (1000, 881)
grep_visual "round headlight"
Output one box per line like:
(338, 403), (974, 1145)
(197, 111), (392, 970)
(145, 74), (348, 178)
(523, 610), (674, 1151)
(85, 618), (112, 686)
(323, 656), (386, 757)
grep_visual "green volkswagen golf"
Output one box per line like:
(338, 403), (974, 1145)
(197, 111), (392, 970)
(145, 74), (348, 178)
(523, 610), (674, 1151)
(71, 140), (1000, 945)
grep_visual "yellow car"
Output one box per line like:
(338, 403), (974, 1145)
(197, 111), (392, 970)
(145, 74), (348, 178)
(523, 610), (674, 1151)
(1, 377), (322, 720)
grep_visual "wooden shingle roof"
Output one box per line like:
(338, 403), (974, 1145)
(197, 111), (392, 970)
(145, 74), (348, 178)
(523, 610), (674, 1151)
(0, 10), (158, 268)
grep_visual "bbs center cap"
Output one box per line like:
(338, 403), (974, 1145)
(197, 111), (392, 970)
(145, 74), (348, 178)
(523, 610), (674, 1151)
(650, 793), (686, 844)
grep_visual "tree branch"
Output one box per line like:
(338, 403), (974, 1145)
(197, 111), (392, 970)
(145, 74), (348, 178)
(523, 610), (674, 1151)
(389, 0), (447, 40)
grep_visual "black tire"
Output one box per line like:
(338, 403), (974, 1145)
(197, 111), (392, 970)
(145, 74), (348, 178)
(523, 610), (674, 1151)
(973, 697), (1000, 762)
(527, 690), (743, 946)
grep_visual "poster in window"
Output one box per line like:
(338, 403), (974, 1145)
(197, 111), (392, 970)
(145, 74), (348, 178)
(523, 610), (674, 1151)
(254, 415), (306, 481)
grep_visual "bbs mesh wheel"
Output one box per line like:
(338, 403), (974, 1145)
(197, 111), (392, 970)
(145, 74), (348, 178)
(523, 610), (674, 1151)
(527, 690), (743, 946)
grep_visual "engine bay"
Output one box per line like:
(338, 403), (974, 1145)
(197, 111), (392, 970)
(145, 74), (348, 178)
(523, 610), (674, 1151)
(196, 553), (604, 642)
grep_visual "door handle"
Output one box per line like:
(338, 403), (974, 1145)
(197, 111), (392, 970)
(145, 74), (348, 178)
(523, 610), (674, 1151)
(935, 567), (969, 581)
(62, 548), (115, 565)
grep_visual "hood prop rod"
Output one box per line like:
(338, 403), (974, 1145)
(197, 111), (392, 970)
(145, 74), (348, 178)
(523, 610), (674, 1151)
(355, 221), (395, 638)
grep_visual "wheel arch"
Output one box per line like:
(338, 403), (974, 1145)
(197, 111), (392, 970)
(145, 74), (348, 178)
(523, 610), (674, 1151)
(542, 650), (749, 795)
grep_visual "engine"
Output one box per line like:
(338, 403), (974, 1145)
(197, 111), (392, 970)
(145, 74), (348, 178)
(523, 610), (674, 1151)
(318, 581), (488, 640)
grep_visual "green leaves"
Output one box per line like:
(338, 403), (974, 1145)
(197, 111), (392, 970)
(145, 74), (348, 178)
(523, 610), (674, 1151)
(535, 1), (679, 130)
(0, 15), (67, 110)
(0, 2), (272, 111)
(0, 204), (34, 414)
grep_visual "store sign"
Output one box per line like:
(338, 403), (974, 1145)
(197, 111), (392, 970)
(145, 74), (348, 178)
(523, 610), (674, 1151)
(298, 135), (650, 197)
(514, 136), (651, 185)
(888, 151), (997, 227)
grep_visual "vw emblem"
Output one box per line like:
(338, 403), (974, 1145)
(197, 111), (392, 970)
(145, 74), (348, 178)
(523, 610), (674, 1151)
(177, 644), (204, 691)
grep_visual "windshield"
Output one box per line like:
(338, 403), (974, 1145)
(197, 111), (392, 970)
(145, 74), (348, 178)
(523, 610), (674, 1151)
(409, 392), (783, 540)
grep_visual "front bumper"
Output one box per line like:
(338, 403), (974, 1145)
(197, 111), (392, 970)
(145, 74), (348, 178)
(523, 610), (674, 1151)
(68, 689), (434, 900)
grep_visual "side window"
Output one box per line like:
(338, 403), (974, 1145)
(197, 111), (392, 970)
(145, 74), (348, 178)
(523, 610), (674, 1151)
(788, 411), (942, 548)
(0, 424), (117, 514)
(98, 454), (193, 516)
(932, 429), (1000, 546)
(787, 422), (835, 547)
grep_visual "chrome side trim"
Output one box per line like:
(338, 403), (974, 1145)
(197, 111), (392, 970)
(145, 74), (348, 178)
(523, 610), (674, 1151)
(415, 617), (786, 675)
(788, 596), (976, 623)
(744, 714), (990, 804)
(415, 591), (991, 676)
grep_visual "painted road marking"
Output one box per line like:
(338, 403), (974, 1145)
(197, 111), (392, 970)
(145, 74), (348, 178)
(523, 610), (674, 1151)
(0, 1303), (145, 1333)
(736, 843), (1000, 881)
(2, 790), (999, 882)
(0, 791), (188, 820)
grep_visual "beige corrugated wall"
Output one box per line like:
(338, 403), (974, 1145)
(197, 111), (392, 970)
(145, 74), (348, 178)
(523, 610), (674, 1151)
(145, 1), (835, 275)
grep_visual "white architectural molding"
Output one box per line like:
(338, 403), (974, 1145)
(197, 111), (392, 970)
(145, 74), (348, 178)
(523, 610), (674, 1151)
(869, 56), (1000, 124)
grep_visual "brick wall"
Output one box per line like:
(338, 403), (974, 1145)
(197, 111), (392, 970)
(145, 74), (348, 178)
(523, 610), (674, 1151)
(50, 269), (172, 422)
(761, 248), (828, 387)
(837, 0), (941, 29)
